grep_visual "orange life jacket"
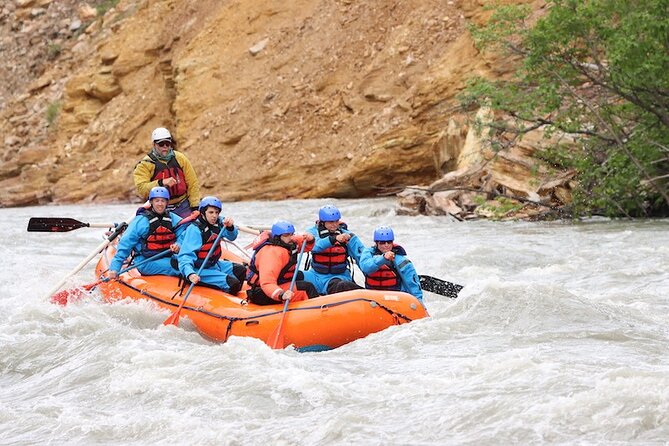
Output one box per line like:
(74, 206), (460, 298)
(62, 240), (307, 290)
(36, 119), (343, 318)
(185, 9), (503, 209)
(193, 217), (222, 268)
(140, 209), (176, 257)
(364, 245), (407, 291)
(247, 232), (298, 286)
(310, 222), (349, 274)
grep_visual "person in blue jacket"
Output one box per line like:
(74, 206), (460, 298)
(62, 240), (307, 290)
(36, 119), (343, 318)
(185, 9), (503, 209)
(109, 186), (186, 279)
(176, 196), (245, 294)
(359, 226), (423, 301)
(301, 204), (365, 295)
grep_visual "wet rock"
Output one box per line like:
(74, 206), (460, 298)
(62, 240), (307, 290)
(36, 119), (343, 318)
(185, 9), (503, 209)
(397, 188), (427, 216)
(398, 132), (577, 220)
(2, 190), (41, 207)
(426, 190), (462, 216)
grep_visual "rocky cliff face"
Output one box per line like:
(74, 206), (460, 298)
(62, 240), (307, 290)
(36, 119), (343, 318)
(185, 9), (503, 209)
(2, 0), (561, 217)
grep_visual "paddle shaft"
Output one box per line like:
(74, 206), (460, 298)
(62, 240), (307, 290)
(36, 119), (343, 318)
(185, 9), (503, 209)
(45, 222), (128, 299)
(237, 224), (261, 235)
(50, 250), (174, 305)
(221, 239), (251, 260)
(269, 238), (308, 349)
(82, 223), (115, 229)
(164, 227), (227, 326)
(97, 250), (173, 287)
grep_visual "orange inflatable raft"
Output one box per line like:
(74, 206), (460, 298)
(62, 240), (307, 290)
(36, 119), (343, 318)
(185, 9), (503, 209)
(94, 245), (429, 351)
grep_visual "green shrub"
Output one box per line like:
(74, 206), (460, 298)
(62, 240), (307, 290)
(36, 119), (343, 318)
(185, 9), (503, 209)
(96, 0), (119, 16)
(461, 0), (669, 218)
(47, 43), (62, 59)
(46, 101), (61, 127)
(477, 196), (524, 220)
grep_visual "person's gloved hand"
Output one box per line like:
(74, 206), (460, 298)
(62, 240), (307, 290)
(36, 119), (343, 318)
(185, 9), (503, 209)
(281, 289), (294, 301)
(336, 233), (351, 244)
(223, 216), (234, 229)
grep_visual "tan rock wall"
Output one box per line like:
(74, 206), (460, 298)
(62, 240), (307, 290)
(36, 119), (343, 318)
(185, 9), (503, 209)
(0, 0), (538, 207)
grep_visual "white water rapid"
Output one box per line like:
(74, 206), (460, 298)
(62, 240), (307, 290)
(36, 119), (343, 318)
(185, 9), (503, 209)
(1, 199), (668, 445)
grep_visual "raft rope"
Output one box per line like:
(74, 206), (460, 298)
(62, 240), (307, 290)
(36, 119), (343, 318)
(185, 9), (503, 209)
(115, 278), (414, 341)
(101, 246), (414, 342)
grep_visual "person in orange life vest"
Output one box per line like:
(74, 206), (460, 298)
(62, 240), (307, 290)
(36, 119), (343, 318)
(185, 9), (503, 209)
(108, 187), (186, 279)
(246, 220), (319, 306)
(133, 127), (201, 218)
(176, 196), (246, 294)
(301, 204), (364, 295)
(359, 226), (423, 302)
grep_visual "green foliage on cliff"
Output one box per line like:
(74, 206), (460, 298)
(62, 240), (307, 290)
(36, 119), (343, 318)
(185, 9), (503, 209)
(461, 0), (669, 217)
(95, 0), (120, 16)
(46, 101), (61, 127)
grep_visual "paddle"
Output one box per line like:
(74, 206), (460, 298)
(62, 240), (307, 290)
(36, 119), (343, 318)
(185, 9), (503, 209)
(163, 227), (227, 327)
(268, 238), (308, 349)
(222, 239), (252, 261)
(44, 222), (128, 299)
(419, 275), (463, 299)
(50, 250), (172, 305)
(28, 217), (117, 232)
(237, 224), (269, 236)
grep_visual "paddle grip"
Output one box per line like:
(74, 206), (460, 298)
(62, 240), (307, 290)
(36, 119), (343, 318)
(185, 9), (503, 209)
(107, 222), (128, 242)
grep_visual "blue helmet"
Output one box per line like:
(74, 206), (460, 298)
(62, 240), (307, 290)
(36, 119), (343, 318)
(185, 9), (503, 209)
(373, 226), (394, 242)
(319, 204), (341, 222)
(148, 186), (170, 200)
(271, 220), (295, 237)
(199, 196), (222, 211)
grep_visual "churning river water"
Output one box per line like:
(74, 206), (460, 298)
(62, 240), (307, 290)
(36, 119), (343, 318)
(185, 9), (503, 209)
(1, 198), (668, 445)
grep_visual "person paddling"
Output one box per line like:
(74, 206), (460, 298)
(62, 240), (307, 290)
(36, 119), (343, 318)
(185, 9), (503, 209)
(176, 196), (246, 294)
(133, 127), (201, 218)
(359, 226), (423, 302)
(301, 204), (364, 295)
(246, 220), (318, 305)
(109, 187), (186, 279)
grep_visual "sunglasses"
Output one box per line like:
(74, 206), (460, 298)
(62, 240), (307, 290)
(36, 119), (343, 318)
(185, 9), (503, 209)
(155, 140), (172, 147)
(376, 240), (393, 245)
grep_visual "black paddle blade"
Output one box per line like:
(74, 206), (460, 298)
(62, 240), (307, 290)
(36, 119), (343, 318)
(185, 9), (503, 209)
(27, 217), (88, 232)
(419, 275), (463, 299)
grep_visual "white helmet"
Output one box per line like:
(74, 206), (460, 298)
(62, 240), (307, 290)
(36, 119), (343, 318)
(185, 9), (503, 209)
(151, 127), (172, 142)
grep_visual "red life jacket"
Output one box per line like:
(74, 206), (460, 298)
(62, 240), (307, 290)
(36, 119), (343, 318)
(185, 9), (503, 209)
(148, 152), (188, 199)
(364, 245), (407, 291)
(310, 222), (349, 274)
(193, 217), (222, 268)
(247, 232), (298, 286)
(140, 209), (176, 257)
